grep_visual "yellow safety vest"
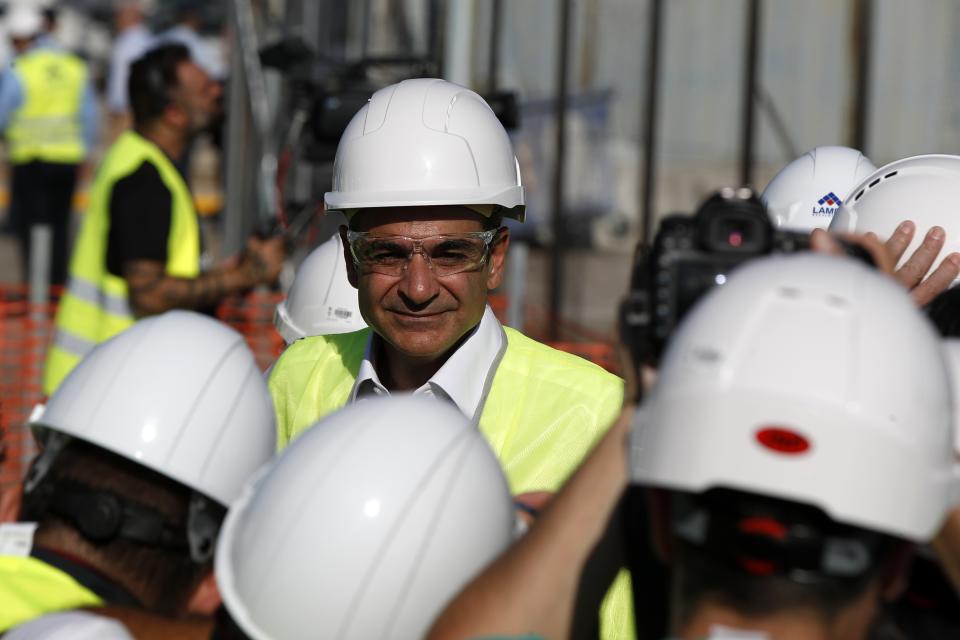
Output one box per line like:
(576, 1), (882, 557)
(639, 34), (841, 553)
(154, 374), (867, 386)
(43, 131), (200, 395)
(0, 555), (102, 632)
(6, 48), (88, 164)
(268, 326), (636, 639)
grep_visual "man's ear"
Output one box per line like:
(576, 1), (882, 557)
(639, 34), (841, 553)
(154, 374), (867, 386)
(340, 225), (359, 289)
(486, 227), (510, 291)
(0, 484), (21, 523)
(186, 571), (221, 616)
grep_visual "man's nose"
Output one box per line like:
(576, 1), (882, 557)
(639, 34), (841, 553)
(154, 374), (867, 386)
(397, 253), (439, 309)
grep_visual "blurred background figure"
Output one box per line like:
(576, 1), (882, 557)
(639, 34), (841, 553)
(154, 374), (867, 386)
(273, 234), (366, 346)
(106, 1), (153, 138)
(0, 3), (97, 287)
(156, 0), (224, 81)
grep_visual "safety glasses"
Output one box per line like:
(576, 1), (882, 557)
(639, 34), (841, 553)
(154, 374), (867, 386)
(346, 229), (499, 277)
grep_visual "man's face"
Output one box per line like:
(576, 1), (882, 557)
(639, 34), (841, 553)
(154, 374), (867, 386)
(169, 60), (221, 133)
(341, 207), (510, 361)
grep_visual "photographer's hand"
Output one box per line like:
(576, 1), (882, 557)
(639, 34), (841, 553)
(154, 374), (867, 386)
(883, 221), (960, 306)
(811, 225), (960, 306)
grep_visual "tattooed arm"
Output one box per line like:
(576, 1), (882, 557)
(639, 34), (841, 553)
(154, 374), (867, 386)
(123, 235), (284, 318)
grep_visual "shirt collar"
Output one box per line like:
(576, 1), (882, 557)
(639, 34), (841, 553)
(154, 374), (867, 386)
(350, 306), (505, 421)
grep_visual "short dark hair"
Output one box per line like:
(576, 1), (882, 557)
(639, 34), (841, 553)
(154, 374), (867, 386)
(20, 440), (219, 615)
(664, 489), (904, 626)
(128, 43), (191, 129)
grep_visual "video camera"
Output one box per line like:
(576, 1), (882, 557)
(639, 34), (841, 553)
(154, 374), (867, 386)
(620, 187), (873, 371)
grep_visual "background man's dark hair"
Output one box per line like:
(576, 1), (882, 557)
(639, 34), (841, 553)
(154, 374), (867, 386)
(19, 440), (219, 615)
(128, 43), (192, 130)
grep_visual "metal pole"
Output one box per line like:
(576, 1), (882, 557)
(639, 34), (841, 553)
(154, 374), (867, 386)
(639, 0), (663, 245)
(740, 0), (761, 186)
(506, 241), (528, 331)
(850, 0), (873, 153)
(487, 0), (503, 92)
(549, 0), (573, 340)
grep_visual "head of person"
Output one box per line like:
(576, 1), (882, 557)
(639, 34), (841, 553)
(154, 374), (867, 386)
(128, 43), (220, 137)
(629, 254), (958, 640)
(115, 1), (145, 32)
(6, 6), (44, 53)
(830, 154), (960, 285)
(327, 79), (524, 363)
(274, 234), (366, 345)
(214, 395), (516, 640)
(19, 311), (276, 617)
(761, 146), (876, 232)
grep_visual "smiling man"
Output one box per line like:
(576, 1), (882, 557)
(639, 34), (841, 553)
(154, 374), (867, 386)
(267, 78), (632, 637)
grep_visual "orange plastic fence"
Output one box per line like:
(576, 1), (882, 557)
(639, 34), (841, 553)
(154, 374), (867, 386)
(0, 288), (617, 499)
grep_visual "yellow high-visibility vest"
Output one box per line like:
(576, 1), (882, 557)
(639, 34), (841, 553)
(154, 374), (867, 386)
(6, 49), (87, 164)
(0, 555), (102, 632)
(268, 326), (636, 639)
(43, 131), (200, 394)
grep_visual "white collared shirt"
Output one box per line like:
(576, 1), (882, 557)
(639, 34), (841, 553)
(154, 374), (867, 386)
(350, 305), (505, 422)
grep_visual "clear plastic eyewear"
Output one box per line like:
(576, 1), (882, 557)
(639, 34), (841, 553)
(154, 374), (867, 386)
(346, 229), (499, 277)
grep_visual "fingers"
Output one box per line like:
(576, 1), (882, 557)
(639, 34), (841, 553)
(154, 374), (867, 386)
(810, 229), (843, 256)
(895, 226), (946, 289)
(911, 252), (960, 307)
(884, 220), (916, 263)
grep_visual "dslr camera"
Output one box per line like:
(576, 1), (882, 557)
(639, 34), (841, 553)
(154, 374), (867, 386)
(620, 187), (872, 371)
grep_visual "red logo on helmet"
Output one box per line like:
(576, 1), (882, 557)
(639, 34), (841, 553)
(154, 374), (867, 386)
(755, 427), (810, 455)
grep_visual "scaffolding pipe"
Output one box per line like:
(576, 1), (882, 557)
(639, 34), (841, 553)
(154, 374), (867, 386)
(549, 0), (573, 340)
(639, 0), (663, 245)
(739, 0), (762, 186)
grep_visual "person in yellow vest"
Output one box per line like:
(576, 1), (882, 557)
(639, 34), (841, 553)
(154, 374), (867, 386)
(267, 78), (633, 639)
(0, 5), (97, 287)
(42, 43), (284, 394)
(0, 311), (276, 634)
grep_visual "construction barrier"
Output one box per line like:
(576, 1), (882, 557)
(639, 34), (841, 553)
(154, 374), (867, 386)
(0, 287), (618, 501)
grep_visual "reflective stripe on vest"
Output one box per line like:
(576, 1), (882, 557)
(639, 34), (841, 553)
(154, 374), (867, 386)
(267, 325), (635, 639)
(0, 555), (102, 632)
(42, 131), (200, 395)
(7, 49), (87, 164)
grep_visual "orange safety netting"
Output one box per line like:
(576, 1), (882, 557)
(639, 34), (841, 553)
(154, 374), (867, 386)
(1, 288), (617, 499)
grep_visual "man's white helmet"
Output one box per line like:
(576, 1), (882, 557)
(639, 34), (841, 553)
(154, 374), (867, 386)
(28, 310), (276, 509)
(830, 155), (960, 284)
(6, 6), (44, 39)
(761, 146), (876, 232)
(274, 235), (366, 344)
(325, 78), (525, 221)
(631, 254), (959, 542)
(216, 395), (515, 640)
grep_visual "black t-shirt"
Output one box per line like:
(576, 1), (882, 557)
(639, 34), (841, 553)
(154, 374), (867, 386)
(106, 160), (172, 277)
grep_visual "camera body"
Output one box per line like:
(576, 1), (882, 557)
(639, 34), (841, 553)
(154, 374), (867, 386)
(621, 188), (872, 370)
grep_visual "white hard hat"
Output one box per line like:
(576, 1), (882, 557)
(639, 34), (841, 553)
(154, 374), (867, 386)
(6, 6), (43, 39)
(943, 339), (960, 459)
(325, 78), (525, 221)
(216, 395), (515, 640)
(29, 310), (276, 508)
(830, 154), (960, 283)
(631, 253), (959, 542)
(274, 235), (366, 344)
(761, 146), (876, 232)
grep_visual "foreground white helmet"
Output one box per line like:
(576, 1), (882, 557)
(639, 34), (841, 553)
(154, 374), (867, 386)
(761, 146), (876, 232)
(216, 395), (514, 640)
(943, 340), (960, 459)
(830, 154), (960, 283)
(632, 254), (958, 542)
(274, 235), (366, 344)
(28, 311), (276, 508)
(325, 78), (525, 221)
